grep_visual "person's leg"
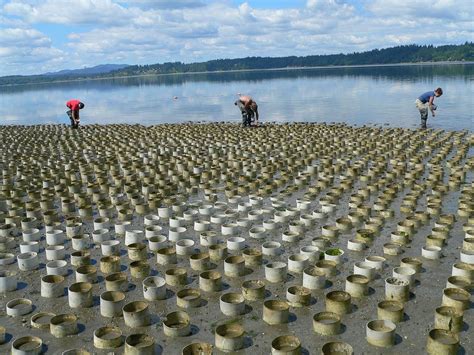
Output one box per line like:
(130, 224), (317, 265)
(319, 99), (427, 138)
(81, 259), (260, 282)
(246, 108), (254, 126)
(420, 108), (428, 128)
(416, 101), (428, 128)
(67, 110), (75, 127)
(237, 101), (249, 126)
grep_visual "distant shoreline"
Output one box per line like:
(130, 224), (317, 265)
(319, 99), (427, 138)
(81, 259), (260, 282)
(1, 61), (473, 87)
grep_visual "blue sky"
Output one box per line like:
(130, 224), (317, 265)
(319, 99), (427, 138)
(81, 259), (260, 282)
(0, 0), (472, 76)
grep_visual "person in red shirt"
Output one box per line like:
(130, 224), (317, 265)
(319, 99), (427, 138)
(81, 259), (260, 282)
(66, 99), (84, 128)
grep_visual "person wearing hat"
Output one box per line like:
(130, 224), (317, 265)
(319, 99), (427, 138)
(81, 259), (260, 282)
(235, 94), (259, 127)
(415, 88), (442, 129)
(66, 99), (85, 128)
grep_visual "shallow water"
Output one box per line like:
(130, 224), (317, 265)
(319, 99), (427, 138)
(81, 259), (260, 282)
(0, 64), (472, 130)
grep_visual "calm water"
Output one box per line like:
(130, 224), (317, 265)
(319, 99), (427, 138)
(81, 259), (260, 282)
(1, 64), (472, 130)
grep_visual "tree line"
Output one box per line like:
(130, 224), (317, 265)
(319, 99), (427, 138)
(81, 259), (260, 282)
(1, 43), (473, 86)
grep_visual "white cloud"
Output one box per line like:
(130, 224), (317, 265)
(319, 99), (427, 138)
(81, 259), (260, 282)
(0, 0), (473, 76)
(123, 0), (205, 9)
(4, 0), (134, 25)
(0, 27), (65, 75)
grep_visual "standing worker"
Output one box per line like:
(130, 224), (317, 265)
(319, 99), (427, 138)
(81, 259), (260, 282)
(415, 88), (442, 129)
(66, 99), (85, 129)
(235, 94), (259, 127)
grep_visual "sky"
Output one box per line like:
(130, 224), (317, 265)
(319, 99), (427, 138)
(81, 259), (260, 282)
(0, 0), (472, 76)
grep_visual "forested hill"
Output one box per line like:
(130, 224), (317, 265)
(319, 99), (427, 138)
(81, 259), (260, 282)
(2, 43), (473, 86)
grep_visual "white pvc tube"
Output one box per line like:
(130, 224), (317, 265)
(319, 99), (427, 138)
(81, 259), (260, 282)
(17, 252), (39, 271)
(142, 276), (166, 301)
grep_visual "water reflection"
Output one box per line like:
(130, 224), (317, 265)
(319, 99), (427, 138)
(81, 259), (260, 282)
(0, 64), (472, 130)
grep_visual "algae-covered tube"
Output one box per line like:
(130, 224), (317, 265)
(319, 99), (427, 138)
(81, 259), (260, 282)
(271, 335), (301, 355)
(215, 323), (244, 351)
(40, 274), (65, 298)
(75, 265), (98, 283)
(177, 288), (201, 308)
(434, 306), (463, 333)
(321, 341), (353, 355)
(148, 235), (167, 251)
(128, 242), (148, 261)
(345, 274), (369, 298)
(325, 291), (351, 315)
(400, 257), (422, 273)
(100, 255), (121, 274)
(165, 267), (187, 286)
(11, 336), (43, 355)
(68, 282), (93, 308)
(30, 312), (55, 329)
(315, 260), (337, 277)
(224, 255), (245, 277)
(286, 285), (311, 307)
(105, 272), (128, 292)
(426, 329), (459, 355)
(199, 270), (222, 292)
(181, 342), (213, 354)
(313, 311), (341, 335)
(263, 299), (289, 325)
(366, 319), (396, 347)
(70, 251), (90, 267)
(377, 300), (404, 323)
(446, 276), (471, 291)
(208, 243), (227, 261)
(242, 248), (262, 267)
(220, 292), (245, 316)
(124, 333), (155, 355)
(50, 313), (78, 338)
(123, 301), (150, 327)
(93, 326), (122, 349)
(242, 279), (265, 301)
(130, 260), (150, 279)
(441, 288), (470, 312)
(157, 247), (177, 265)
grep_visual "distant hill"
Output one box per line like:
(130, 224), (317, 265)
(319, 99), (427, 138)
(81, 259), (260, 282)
(44, 64), (130, 76)
(1, 43), (473, 86)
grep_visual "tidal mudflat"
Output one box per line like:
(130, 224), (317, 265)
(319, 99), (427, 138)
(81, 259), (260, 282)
(0, 123), (472, 354)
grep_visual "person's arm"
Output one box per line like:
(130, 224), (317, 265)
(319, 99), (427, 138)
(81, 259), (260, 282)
(428, 96), (436, 117)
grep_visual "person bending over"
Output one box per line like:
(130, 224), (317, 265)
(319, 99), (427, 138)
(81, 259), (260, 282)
(415, 88), (442, 129)
(66, 99), (85, 129)
(235, 94), (259, 127)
